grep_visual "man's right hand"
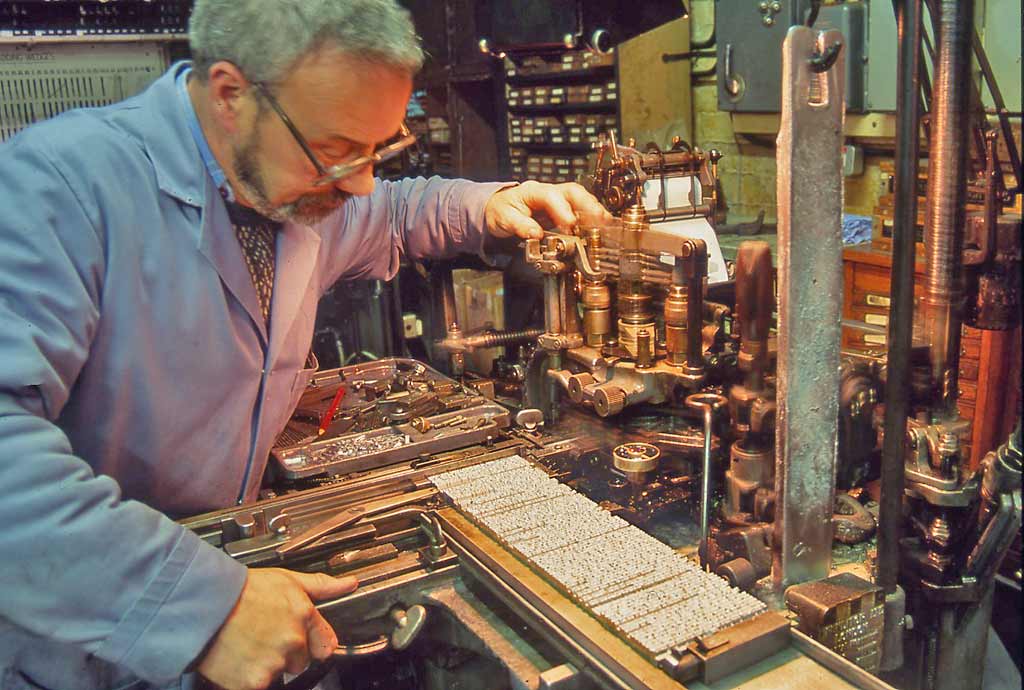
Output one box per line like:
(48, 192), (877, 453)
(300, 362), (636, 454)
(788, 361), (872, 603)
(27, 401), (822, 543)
(197, 568), (358, 690)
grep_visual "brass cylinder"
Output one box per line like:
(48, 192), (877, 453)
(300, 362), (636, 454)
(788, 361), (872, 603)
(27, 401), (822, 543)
(586, 227), (603, 272)
(621, 203), (648, 251)
(618, 319), (656, 358)
(582, 281), (612, 347)
(617, 290), (655, 358)
(664, 284), (688, 366)
(636, 329), (653, 369)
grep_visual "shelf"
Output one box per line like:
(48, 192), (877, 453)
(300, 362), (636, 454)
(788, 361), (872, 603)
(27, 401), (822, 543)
(0, 32), (188, 44)
(505, 64), (614, 85)
(507, 101), (618, 114)
(448, 62), (497, 84)
(507, 142), (595, 154)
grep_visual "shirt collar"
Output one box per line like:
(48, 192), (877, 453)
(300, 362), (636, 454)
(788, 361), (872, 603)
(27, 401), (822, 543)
(176, 66), (236, 202)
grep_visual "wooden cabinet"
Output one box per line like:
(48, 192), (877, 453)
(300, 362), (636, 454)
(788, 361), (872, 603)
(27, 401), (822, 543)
(842, 246), (1021, 469)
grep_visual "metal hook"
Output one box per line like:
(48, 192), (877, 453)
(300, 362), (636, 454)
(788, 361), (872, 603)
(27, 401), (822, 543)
(809, 40), (842, 73)
(805, 0), (822, 27)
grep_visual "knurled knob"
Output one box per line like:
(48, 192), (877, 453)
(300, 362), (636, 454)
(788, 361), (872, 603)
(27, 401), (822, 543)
(594, 386), (627, 417)
(567, 372), (596, 403)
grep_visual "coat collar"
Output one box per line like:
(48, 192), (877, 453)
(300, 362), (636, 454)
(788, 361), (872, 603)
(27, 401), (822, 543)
(138, 62), (322, 357)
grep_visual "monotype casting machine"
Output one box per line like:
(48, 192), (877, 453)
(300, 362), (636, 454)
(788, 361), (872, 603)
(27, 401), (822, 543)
(180, 13), (1021, 690)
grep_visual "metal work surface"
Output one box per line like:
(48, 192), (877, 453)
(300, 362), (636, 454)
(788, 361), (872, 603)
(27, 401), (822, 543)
(430, 455), (766, 656)
(773, 25), (845, 589)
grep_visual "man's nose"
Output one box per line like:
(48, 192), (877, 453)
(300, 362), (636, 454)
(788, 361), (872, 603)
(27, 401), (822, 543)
(336, 164), (376, 197)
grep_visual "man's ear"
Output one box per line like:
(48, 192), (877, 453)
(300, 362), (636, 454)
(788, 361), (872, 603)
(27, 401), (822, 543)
(204, 61), (252, 134)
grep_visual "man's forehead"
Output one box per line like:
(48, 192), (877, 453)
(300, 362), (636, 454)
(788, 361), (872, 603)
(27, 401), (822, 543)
(278, 49), (412, 143)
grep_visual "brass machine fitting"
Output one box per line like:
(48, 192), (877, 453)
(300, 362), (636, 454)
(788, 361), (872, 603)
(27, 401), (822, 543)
(734, 241), (774, 390)
(581, 228), (612, 347)
(617, 202), (656, 359)
(663, 239), (708, 378)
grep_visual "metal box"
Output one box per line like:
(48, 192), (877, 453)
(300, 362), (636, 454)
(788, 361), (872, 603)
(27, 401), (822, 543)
(716, 0), (893, 113)
(815, 3), (866, 112)
(715, 0), (802, 112)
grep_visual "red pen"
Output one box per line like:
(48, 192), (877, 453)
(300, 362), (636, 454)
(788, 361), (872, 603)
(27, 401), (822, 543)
(317, 386), (347, 437)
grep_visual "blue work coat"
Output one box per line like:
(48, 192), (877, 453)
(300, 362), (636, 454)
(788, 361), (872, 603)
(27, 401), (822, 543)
(0, 62), (503, 689)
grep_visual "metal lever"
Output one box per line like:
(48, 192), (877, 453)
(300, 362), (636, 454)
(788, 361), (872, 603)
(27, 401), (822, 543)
(723, 44), (741, 96)
(276, 488), (436, 557)
(390, 604), (427, 651)
(686, 393), (727, 571)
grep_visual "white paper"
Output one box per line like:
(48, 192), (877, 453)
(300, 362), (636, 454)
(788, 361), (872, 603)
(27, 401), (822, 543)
(641, 176), (704, 215)
(649, 216), (730, 285)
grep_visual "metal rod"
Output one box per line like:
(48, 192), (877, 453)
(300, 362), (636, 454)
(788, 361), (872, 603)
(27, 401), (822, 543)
(879, 0), (923, 598)
(922, 0), (973, 411)
(700, 405), (713, 571)
(543, 275), (563, 335)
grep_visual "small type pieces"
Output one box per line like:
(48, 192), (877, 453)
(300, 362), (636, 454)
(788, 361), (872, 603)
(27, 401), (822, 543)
(430, 456), (766, 655)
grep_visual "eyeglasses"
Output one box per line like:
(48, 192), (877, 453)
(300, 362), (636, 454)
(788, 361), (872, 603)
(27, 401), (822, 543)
(252, 82), (417, 187)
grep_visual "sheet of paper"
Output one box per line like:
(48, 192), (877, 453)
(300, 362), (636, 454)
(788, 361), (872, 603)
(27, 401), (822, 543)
(641, 176), (703, 216)
(649, 216), (730, 285)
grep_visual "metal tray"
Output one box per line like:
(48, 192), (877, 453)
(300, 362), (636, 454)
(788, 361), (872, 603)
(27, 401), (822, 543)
(271, 358), (511, 479)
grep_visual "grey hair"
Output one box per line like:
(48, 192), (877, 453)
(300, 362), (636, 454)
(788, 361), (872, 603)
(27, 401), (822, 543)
(188, 0), (423, 83)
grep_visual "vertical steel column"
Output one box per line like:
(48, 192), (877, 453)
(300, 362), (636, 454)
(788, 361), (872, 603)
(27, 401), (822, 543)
(922, 0), (974, 412)
(879, 0), (923, 598)
(773, 26), (845, 589)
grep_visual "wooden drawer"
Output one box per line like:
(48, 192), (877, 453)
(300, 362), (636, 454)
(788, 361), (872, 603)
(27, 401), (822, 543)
(848, 305), (891, 327)
(958, 400), (975, 421)
(959, 358), (980, 382)
(958, 379), (978, 403)
(961, 337), (981, 360)
(850, 287), (893, 310)
(843, 328), (888, 350)
(961, 325), (983, 344)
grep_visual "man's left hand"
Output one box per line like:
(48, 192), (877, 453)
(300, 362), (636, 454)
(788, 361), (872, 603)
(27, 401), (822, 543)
(484, 181), (612, 240)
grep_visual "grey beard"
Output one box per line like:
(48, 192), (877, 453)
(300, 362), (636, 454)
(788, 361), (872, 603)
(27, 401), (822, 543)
(233, 136), (351, 225)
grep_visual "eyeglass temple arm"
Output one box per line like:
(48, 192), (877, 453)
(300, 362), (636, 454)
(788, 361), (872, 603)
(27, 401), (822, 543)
(252, 82), (330, 176)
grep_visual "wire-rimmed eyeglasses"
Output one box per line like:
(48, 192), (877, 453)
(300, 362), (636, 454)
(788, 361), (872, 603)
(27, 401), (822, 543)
(252, 82), (417, 187)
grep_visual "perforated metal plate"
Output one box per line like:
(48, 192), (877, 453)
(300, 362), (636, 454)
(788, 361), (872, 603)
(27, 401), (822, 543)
(0, 42), (168, 141)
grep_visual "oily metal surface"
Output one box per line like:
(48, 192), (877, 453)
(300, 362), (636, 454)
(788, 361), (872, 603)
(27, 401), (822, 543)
(431, 456), (765, 657)
(773, 26), (844, 588)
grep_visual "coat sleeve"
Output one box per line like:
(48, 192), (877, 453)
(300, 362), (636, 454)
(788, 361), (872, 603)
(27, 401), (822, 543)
(316, 175), (510, 286)
(0, 133), (247, 683)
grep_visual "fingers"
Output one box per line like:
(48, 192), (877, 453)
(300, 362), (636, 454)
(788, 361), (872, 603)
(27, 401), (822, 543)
(500, 209), (546, 240)
(289, 571), (359, 601)
(560, 182), (614, 227)
(306, 610), (340, 662)
(485, 181), (611, 242)
(518, 181), (579, 229)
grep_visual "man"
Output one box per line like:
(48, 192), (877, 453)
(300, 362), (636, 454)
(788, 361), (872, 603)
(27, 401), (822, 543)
(0, 1), (609, 688)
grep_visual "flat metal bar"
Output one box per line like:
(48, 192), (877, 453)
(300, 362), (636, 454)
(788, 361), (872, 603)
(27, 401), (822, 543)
(277, 488), (436, 556)
(773, 26), (844, 589)
(790, 629), (901, 690)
